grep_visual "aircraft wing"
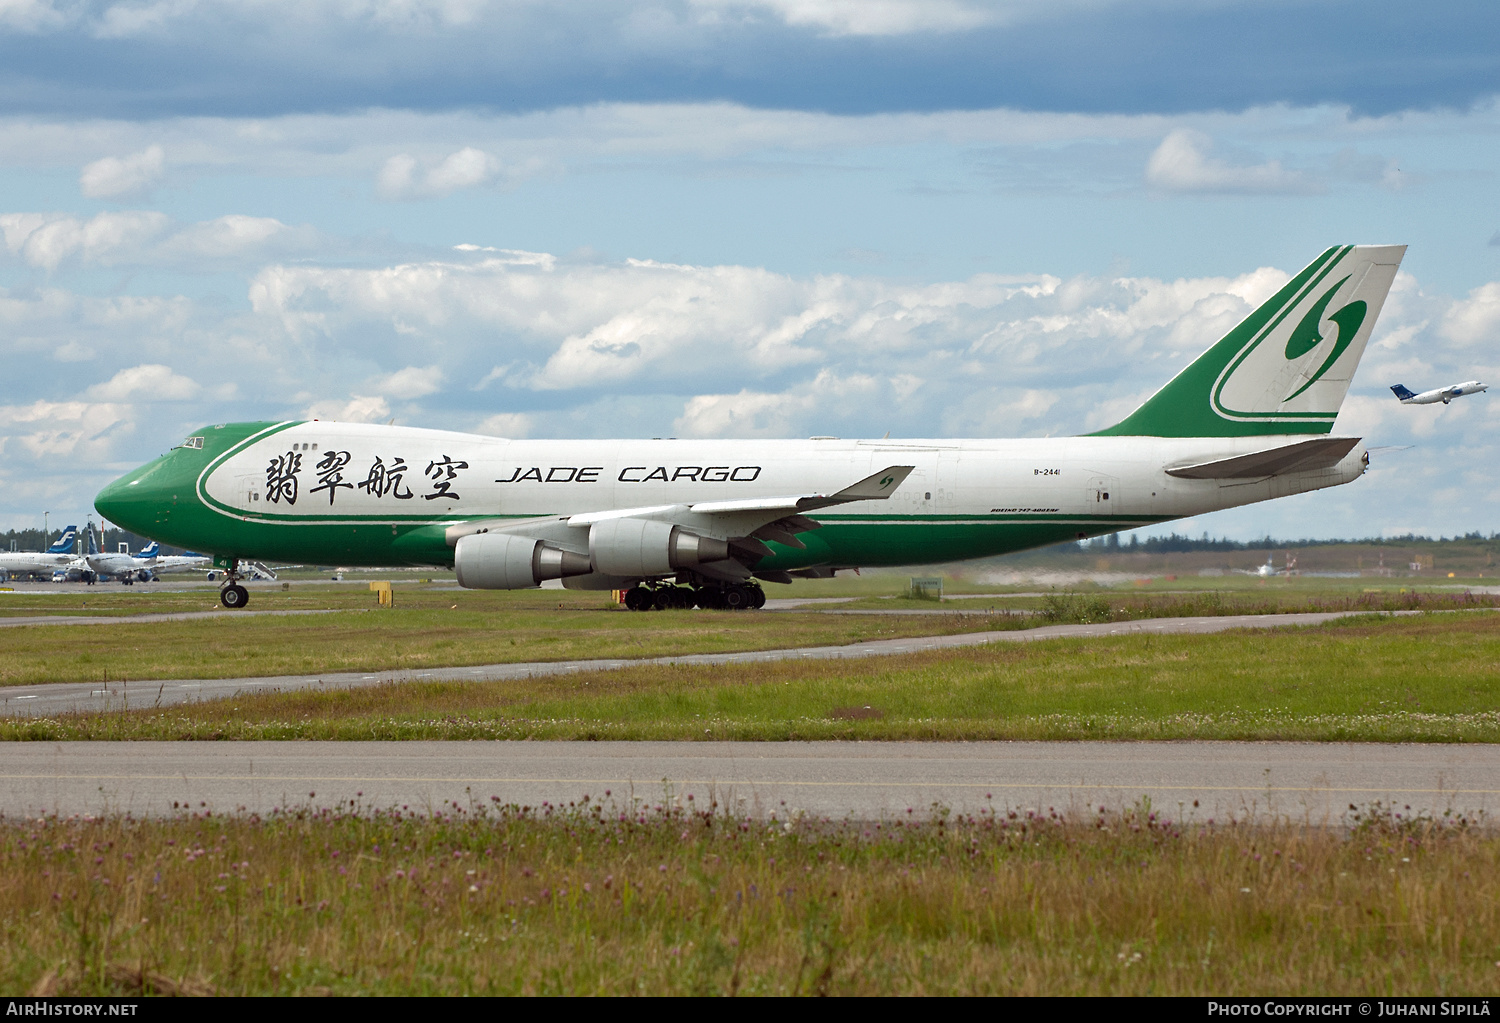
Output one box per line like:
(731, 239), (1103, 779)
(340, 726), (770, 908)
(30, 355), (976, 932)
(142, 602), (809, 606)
(1165, 437), (1361, 480)
(685, 465), (916, 515)
(445, 465), (915, 557)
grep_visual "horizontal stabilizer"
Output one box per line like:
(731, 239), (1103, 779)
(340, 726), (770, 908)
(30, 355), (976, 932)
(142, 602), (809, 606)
(1165, 437), (1361, 479)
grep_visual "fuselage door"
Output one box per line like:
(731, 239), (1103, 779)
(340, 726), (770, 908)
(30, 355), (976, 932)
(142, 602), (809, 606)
(238, 472), (262, 511)
(1085, 475), (1118, 515)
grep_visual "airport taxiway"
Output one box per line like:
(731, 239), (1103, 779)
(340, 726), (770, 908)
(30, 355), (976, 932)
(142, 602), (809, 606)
(2, 739), (1495, 821)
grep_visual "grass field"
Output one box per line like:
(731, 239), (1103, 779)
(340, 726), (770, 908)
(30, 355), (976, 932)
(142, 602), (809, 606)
(1, 578), (1493, 690)
(0, 602), (1000, 689)
(10, 612), (1499, 743)
(4, 798), (1494, 996)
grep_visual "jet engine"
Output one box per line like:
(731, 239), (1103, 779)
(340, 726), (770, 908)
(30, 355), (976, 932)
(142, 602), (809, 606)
(588, 518), (731, 577)
(454, 533), (592, 589)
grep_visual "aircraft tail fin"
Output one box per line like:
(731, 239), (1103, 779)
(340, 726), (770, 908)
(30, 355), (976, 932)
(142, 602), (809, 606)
(1092, 244), (1405, 437)
(47, 526), (77, 554)
(137, 541), (159, 558)
(1390, 384), (1416, 401)
(85, 524), (99, 556)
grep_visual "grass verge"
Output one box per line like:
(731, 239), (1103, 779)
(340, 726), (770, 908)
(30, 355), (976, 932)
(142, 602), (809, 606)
(4, 798), (1493, 995)
(10, 612), (1500, 742)
(2, 580), (1492, 689)
(0, 605), (1003, 688)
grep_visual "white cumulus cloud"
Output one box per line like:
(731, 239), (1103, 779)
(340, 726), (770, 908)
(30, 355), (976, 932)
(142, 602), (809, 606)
(79, 145), (166, 199)
(365, 364), (445, 399)
(377, 147), (504, 199)
(84, 363), (202, 401)
(0, 210), (313, 270)
(303, 395), (392, 423)
(675, 371), (882, 438)
(692, 0), (999, 36)
(1145, 129), (1311, 194)
(0, 0), (70, 32)
(474, 411), (533, 437)
(0, 400), (132, 462)
(1440, 281), (1500, 346)
(0, 211), (170, 270)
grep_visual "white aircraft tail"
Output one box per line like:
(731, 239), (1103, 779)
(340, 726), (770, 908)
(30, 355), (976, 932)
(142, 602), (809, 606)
(1095, 244), (1405, 437)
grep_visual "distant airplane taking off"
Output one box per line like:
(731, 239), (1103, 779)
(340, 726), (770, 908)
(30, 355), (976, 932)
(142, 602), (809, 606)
(1390, 381), (1488, 404)
(98, 244), (1406, 611)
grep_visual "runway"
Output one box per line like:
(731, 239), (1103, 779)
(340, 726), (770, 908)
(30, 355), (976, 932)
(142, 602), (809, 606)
(0, 610), (1408, 717)
(2, 739), (1496, 821)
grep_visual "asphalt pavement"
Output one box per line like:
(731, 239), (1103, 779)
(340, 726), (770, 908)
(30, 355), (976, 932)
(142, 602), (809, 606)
(2, 739), (1494, 821)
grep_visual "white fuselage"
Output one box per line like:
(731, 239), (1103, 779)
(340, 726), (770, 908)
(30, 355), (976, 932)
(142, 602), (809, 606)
(85, 552), (152, 578)
(0, 550), (76, 576)
(204, 422), (1369, 567)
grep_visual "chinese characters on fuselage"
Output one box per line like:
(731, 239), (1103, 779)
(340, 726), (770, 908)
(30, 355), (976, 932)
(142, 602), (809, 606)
(264, 451), (468, 506)
(308, 450), (353, 505)
(260, 454), (765, 507)
(424, 456), (469, 501)
(265, 451), (302, 504)
(358, 456), (415, 500)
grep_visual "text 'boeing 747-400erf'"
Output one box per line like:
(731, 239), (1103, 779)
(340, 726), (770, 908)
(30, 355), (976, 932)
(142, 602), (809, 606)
(96, 244), (1404, 611)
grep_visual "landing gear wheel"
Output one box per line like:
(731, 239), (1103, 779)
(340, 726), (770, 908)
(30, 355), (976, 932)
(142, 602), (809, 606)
(220, 584), (250, 609)
(694, 588), (723, 610)
(722, 585), (751, 610)
(623, 586), (654, 612)
(750, 586), (766, 609)
(652, 587), (674, 611)
(672, 586), (696, 609)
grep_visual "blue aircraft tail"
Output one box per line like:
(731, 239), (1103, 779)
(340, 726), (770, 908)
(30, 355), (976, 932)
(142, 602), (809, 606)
(136, 541), (160, 558)
(1390, 384), (1416, 400)
(47, 526), (77, 554)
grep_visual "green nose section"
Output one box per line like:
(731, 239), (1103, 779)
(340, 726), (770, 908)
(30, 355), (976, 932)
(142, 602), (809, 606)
(94, 454), (184, 536)
(94, 469), (152, 535)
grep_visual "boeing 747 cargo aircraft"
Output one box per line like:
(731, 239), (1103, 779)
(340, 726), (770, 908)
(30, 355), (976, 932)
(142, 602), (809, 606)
(96, 245), (1404, 610)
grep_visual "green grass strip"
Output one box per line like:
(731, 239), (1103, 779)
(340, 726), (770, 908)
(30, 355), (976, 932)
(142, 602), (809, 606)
(11, 612), (1500, 743)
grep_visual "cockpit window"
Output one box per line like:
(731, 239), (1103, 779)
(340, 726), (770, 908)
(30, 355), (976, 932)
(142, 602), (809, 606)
(174, 436), (205, 450)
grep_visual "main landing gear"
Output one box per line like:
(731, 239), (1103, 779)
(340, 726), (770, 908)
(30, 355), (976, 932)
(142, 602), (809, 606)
(218, 558), (250, 610)
(621, 582), (766, 611)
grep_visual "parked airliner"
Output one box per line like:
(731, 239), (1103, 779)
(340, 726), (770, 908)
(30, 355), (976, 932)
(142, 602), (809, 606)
(0, 526), (78, 581)
(97, 244), (1405, 611)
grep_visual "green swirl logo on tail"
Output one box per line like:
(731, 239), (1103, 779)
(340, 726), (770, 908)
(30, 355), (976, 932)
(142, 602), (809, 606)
(1283, 274), (1367, 402)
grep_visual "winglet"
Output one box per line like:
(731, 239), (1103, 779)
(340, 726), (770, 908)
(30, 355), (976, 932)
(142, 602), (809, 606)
(797, 465), (914, 511)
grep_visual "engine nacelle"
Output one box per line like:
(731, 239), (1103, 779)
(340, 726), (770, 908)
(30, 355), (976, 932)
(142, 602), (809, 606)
(588, 519), (731, 578)
(454, 532), (592, 590)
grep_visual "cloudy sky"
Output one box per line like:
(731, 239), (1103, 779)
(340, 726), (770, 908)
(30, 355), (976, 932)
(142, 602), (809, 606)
(2, 0), (1498, 542)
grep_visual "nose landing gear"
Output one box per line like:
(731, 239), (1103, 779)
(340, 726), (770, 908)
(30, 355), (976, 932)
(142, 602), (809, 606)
(218, 557), (250, 609)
